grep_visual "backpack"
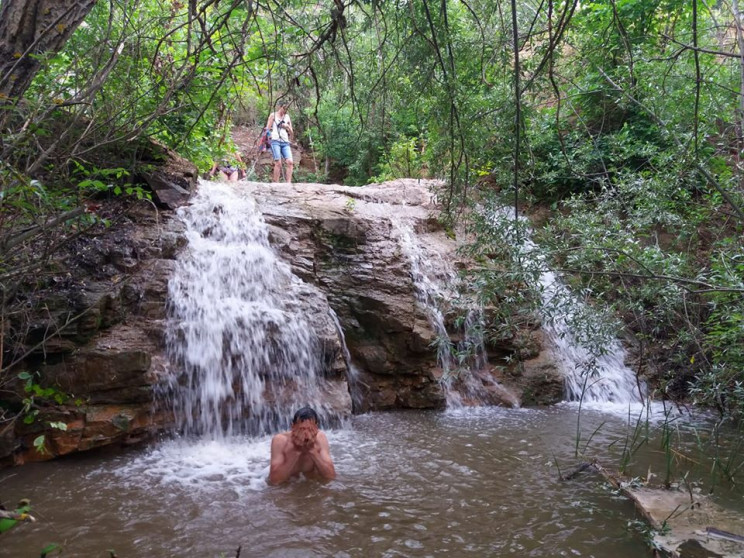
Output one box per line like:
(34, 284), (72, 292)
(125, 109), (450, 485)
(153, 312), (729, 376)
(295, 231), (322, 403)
(259, 127), (271, 151)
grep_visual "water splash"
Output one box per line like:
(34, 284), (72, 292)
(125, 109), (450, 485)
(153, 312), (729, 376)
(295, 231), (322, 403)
(165, 181), (334, 438)
(485, 205), (644, 405)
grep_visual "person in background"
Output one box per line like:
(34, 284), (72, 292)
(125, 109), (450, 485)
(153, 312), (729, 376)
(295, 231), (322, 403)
(210, 151), (244, 182)
(268, 406), (336, 485)
(265, 104), (294, 183)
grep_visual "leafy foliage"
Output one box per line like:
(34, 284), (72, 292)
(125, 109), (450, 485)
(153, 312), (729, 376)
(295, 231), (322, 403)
(2, 0), (744, 431)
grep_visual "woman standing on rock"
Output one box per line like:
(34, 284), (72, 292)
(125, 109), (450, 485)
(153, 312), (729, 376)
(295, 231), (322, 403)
(266, 104), (294, 183)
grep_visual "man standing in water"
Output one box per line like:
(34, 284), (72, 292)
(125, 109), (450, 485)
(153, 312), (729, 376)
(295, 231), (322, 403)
(265, 103), (294, 183)
(268, 407), (336, 485)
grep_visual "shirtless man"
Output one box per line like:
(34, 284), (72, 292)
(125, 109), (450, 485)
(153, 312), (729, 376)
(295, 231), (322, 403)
(268, 407), (336, 485)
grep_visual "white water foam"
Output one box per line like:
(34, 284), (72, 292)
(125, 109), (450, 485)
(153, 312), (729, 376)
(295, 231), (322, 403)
(108, 430), (362, 493)
(112, 437), (274, 492)
(165, 181), (332, 438)
(486, 206), (644, 406)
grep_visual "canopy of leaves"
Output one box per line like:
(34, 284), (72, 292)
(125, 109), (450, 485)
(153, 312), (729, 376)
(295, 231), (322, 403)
(1, 0), (744, 422)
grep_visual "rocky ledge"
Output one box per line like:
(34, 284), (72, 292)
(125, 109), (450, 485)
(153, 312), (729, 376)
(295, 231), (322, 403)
(1, 178), (564, 466)
(246, 179), (563, 411)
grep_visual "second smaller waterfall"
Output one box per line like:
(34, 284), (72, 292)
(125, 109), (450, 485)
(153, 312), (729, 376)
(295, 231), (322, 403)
(484, 205), (644, 406)
(539, 269), (643, 405)
(395, 222), (517, 407)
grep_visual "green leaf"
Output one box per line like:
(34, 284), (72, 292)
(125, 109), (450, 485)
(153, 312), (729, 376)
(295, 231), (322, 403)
(40, 543), (62, 557)
(33, 435), (46, 453)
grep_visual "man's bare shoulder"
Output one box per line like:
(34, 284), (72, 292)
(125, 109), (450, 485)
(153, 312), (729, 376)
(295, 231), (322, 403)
(272, 431), (291, 444)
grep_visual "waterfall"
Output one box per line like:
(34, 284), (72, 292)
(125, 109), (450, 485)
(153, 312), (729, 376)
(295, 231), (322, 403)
(487, 206), (644, 405)
(328, 308), (365, 412)
(394, 223), (516, 407)
(395, 223), (460, 375)
(165, 182), (332, 438)
(539, 270), (644, 405)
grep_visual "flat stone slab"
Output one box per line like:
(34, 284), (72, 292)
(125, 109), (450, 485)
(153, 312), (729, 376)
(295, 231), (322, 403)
(567, 463), (744, 558)
(626, 486), (744, 557)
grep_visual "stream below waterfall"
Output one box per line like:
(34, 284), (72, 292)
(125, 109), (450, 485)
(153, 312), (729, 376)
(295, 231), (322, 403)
(3, 404), (740, 558)
(5, 182), (744, 557)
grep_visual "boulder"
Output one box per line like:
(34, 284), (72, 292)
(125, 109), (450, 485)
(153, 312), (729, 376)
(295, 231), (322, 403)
(139, 145), (198, 209)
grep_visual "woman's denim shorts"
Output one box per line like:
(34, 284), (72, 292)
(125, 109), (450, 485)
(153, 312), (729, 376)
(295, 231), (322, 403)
(270, 141), (293, 161)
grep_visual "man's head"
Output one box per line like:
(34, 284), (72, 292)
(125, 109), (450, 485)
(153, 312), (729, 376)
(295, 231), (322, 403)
(292, 406), (319, 425)
(290, 406), (320, 449)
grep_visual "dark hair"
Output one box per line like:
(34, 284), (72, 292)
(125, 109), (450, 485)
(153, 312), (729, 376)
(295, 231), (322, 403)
(292, 406), (319, 425)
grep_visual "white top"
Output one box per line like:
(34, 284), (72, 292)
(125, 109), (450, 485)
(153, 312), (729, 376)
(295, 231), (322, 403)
(271, 112), (291, 143)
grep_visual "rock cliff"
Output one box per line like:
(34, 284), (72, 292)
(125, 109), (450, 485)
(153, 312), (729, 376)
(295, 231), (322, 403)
(1, 178), (563, 465)
(249, 179), (563, 411)
(2, 200), (184, 465)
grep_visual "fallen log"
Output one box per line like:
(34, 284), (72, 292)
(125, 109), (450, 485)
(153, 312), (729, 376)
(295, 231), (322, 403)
(558, 460), (622, 487)
(706, 527), (744, 544)
(558, 461), (594, 481)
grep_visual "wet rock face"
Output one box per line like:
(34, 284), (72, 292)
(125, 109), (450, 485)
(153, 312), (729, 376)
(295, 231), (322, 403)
(2, 178), (563, 466)
(254, 180), (449, 411)
(2, 201), (180, 466)
(250, 179), (561, 412)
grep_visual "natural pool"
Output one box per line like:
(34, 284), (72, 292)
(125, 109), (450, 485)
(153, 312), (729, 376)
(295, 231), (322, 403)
(2, 404), (738, 557)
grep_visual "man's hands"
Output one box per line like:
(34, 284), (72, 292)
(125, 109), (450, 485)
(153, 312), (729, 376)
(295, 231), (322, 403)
(307, 430), (336, 480)
(269, 419), (336, 484)
(291, 420), (319, 451)
(288, 421), (335, 480)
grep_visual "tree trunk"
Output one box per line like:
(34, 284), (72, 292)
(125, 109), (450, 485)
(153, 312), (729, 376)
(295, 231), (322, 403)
(0, 0), (97, 105)
(733, 0), (744, 143)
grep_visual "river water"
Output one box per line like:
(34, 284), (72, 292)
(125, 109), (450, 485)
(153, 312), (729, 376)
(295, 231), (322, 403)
(3, 404), (735, 558)
(5, 184), (740, 556)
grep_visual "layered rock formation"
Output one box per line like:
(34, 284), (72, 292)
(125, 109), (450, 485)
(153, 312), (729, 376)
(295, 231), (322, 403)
(248, 179), (562, 411)
(1, 178), (563, 465)
(1, 164), (193, 465)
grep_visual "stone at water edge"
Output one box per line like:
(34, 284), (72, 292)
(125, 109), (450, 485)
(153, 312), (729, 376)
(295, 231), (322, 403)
(623, 485), (744, 557)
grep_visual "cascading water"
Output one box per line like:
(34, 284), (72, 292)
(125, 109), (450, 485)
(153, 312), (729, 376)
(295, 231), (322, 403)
(486, 206), (644, 405)
(539, 269), (643, 405)
(394, 222), (515, 407)
(328, 308), (365, 412)
(395, 224), (460, 372)
(165, 181), (332, 438)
